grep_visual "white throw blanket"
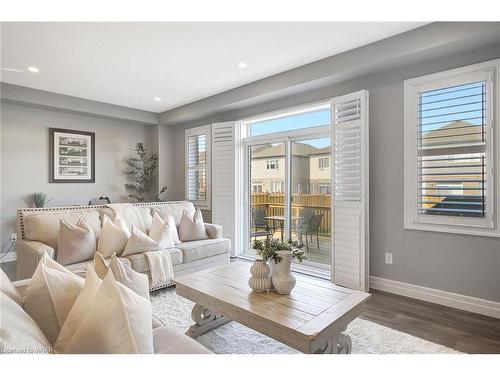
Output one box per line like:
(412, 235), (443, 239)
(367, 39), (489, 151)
(144, 250), (175, 288)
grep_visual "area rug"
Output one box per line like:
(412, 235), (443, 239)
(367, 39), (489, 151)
(150, 288), (460, 354)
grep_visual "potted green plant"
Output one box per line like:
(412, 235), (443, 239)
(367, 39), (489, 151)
(252, 238), (305, 295)
(33, 192), (52, 208)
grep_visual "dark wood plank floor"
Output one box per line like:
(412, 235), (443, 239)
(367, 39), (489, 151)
(362, 290), (500, 353)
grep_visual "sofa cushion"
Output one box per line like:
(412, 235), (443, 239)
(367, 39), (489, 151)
(98, 214), (131, 257)
(149, 212), (175, 248)
(0, 292), (51, 354)
(109, 254), (150, 299)
(122, 225), (160, 257)
(153, 326), (211, 354)
(176, 238), (230, 263)
(24, 210), (101, 250)
(124, 248), (182, 273)
(57, 218), (96, 266)
(178, 209), (209, 242)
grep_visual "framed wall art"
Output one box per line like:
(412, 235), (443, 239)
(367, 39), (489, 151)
(49, 128), (95, 183)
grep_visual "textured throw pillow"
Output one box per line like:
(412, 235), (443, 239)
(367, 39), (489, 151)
(53, 265), (102, 353)
(57, 218), (96, 266)
(154, 208), (181, 245)
(23, 253), (85, 345)
(0, 292), (51, 354)
(121, 225), (159, 257)
(109, 254), (149, 299)
(98, 214), (131, 257)
(149, 212), (175, 249)
(178, 209), (208, 242)
(58, 271), (153, 354)
(0, 268), (23, 305)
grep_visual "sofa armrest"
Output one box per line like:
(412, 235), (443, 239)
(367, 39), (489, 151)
(205, 223), (222, 239)
(16, 240), (55, 280)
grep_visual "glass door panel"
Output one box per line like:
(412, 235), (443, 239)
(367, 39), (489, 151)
(290, 138), (332, 269)
(244, 142), (286, 258)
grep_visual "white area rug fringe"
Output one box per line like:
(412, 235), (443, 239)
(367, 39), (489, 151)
(150, 288), (460, 354)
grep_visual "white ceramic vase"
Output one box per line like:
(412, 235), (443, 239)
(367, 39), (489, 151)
(271, 251), (296, 295)
(248, 259), (272, 293)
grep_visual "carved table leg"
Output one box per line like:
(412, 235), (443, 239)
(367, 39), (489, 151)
(186, 303), (231, 338)
(314, 327), (352, 354)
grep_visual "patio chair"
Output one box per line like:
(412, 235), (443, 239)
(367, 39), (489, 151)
(293, 207), (315, 234)
(296, 214), (324, 252)
(250, 207), (273, 240)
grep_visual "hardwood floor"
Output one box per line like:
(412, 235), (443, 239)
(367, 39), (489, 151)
(362, 290), (500, 353)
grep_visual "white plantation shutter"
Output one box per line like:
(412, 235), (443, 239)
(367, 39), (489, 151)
(212, 122), (238, 256)
(332, 90), (369, 291)
(185, 125), (211, 209)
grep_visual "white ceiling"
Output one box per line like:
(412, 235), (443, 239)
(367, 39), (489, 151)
(1, 22), (426, 113)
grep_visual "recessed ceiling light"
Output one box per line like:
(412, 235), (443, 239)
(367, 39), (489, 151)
(153, 97), (162, 102)
(238, 62), (248, 69)
(27, 66), (39, 73)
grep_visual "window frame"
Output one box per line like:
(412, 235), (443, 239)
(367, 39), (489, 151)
(404, 59), (500, 237)
(185, 124), (211, 210)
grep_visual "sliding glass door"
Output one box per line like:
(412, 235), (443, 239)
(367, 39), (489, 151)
(290, 138), (332, 271)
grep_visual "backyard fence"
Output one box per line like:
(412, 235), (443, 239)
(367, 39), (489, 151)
(251, 193), (331, 235)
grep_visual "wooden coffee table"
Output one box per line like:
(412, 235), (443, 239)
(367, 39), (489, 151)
(174, 261), (370, 354)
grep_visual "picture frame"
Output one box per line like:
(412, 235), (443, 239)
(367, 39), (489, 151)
(49, 128), (95, 183)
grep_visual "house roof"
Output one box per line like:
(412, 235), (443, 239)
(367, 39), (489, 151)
(252, 143), (331, 159)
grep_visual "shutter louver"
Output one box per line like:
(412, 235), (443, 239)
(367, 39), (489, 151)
(417, 81), (487, 218)
(212, 122), (237, 256)
(332, 90), (369, 291)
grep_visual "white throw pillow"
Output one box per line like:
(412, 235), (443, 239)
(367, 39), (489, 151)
(98, 214), (131, 257)
(154, 208), (181, 245)
(149, 212), (175, 249)
(57, 218), (96, 266)
(59, 271), (153, 354)
(53, 265), (102, 353)
(109, 254), (149, 299)
(23, 253), (85, 345)
(178, 209), (208, 242)
(0, 268), (23, 305)
(0, 292), (51, 354)
(122, 225), (159, 256)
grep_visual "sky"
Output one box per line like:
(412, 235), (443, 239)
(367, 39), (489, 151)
(250, 108), (331, 148)
(420, 81), (485, 132)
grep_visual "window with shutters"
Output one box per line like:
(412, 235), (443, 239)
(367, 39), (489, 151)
(404, 60), (500, 236)
(185, 125), (211, 209)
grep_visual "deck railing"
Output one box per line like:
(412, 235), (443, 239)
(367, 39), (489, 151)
(251, 193), (331, 235)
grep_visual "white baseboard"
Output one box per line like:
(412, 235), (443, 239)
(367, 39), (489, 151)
(370, 276), (500, 320)
(0, 251), (17, 263)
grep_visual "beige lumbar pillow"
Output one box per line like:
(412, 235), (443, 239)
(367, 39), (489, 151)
(98, 214), (131, 257)
(178, 209), (208, 242)
(1, 292), (51, 353)
(121, 225), (159, 257)
(0, 267), (23, 305)
(154, 208), (181, 245)
(57, 218), (96, 266)
(149, 212), (175, 249)
(56, 269), (153, 354)
(23, 253), (85, 345)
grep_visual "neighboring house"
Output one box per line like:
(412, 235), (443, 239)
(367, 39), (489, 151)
(250, 143), (331, 194)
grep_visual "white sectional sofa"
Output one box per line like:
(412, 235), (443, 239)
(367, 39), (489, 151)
(16, 201), (231, 289)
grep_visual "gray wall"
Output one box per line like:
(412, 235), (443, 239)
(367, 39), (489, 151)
(0, 102), (156, 249)
(162, 44), (500, 302)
